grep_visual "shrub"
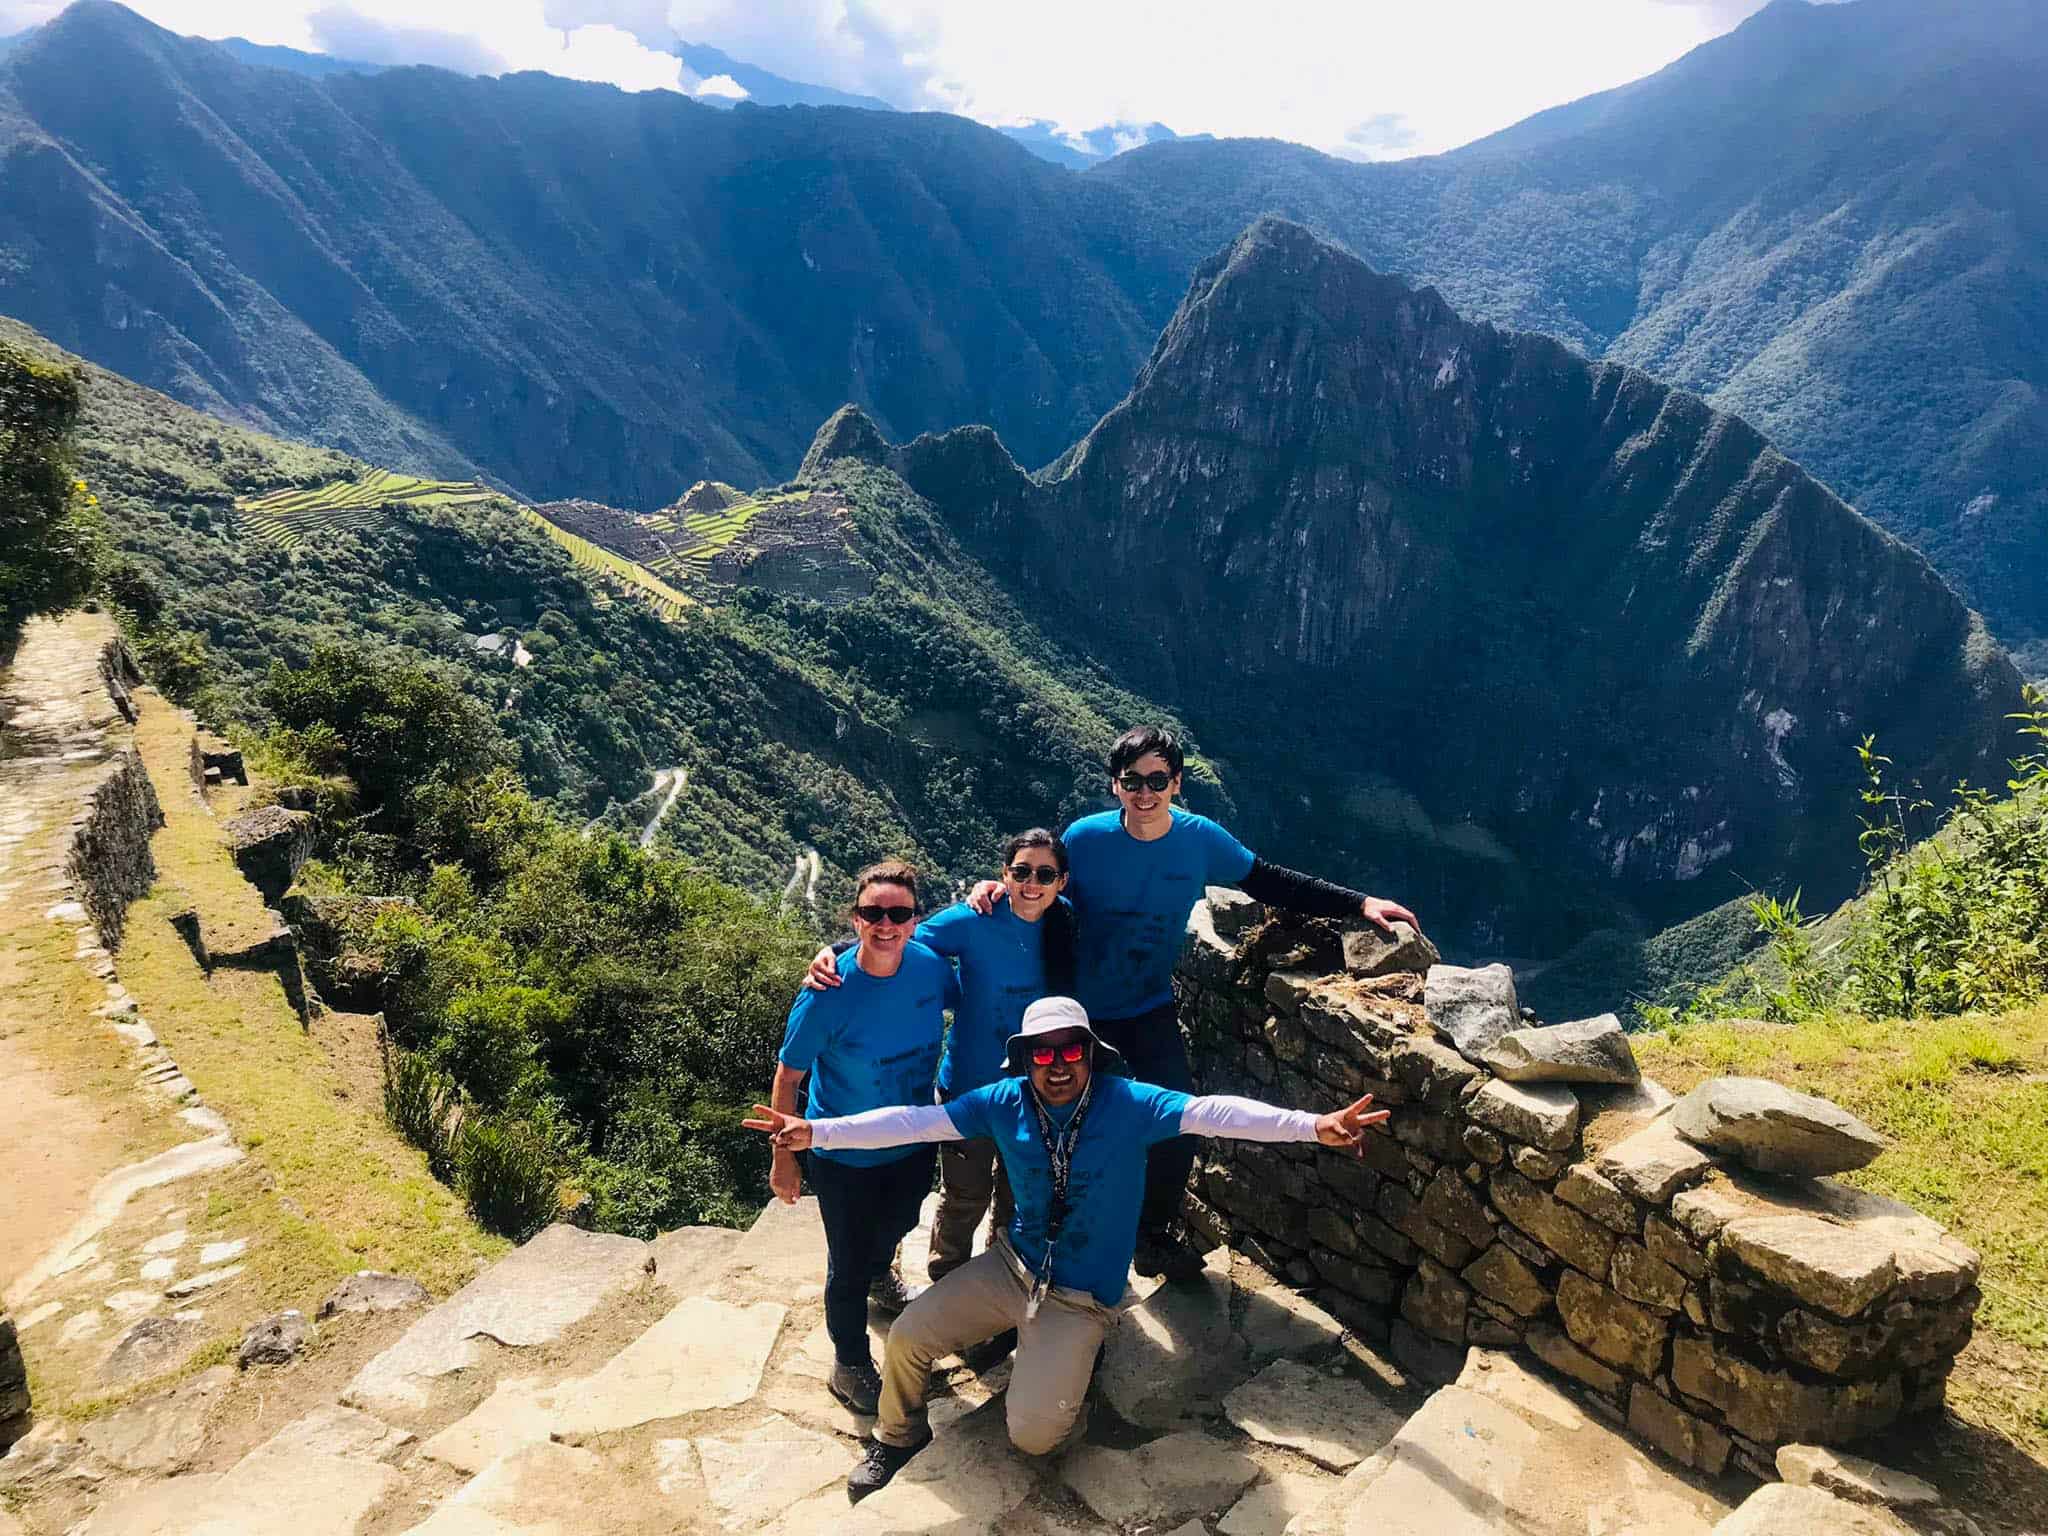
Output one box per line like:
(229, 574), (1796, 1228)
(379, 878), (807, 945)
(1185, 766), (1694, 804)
(384, 1049), (458, 1179)
(1, 341), (101, 630)
(454, 1115), (562, 1240)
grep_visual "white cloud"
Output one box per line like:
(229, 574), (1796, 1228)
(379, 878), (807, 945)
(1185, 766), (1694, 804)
(0, 0), (1811, 149)
(692, 70), (747, 98)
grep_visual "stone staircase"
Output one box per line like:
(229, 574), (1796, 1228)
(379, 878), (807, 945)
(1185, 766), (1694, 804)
(16, 1194), (1981, 1536)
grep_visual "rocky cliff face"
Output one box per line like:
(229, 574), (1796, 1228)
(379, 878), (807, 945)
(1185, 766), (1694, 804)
(893, 220), (2024, 948)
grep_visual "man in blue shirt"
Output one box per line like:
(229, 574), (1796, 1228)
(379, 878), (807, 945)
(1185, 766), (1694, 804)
(746, 995), (1391, 1501)
(973, 725), (1418, 1280)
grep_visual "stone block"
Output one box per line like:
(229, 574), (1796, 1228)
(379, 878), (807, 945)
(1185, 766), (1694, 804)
(1205, 886), (1264, 941)
(1611, 1242), (1687, 1313)
(1556, 1163), (1639, 1233)
(1468, 1079), (1581, 1151)
(1776, 1444), (1940, 1509)
(1387, 1033), (1479, 1106)
(1424, 963), (1520, 1060)
(1461, 1125), (1505, 1164)
(1511, 1144), (1566, 1179)
(1387, 1320), (1465, 1385)
(1645, 1216), (1708, 1280)
(1399, 1259), (1470, 1343)
(1671, 1077), (1884, 1176)
(1671, 1337), (1904, 1445)
(1525, 1324), (1624, 1395)
(1480, 1014), (1639, 1085)
(1719, 1215), (1898, 1319)
(1223, 1358), (1407, 1470)
(239, 1310), (310, 1368)
(1266, 971), (1315, 1017)
(1708, 1482), (1917, 1535)
(224, 805), (316, 903)
(1064, 1429), (1259, 1527)
(1342, 922), (1440, 978)
(1556, 1270), (1669, 1377)
(1597, 1118), (1717, 1203)
(1670, 1179), (1751, 1242)
(1379, 1182), (1475, 1269)
(1421, 1166), (1495, 1247)
(1628, 1384), (1732, 1474)
(1461, 1243), (1549, 1317)
(1489, 1169), (1618, 1275)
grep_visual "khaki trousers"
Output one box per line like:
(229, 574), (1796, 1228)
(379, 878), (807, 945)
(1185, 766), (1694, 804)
(927, 1137), (1015, 1280)
(876, 1237), (1114, 1456)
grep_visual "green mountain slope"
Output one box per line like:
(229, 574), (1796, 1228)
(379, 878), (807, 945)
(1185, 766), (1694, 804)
(2, 0), (2040, 660)
(892, 220), (2025, 951)
(0, 314), (1202, 908)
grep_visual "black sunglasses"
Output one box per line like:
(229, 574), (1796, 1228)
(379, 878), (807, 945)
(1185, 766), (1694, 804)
(855, 904), (915, 925)
(1116, 770), (1174, 793)
(1006, 863), (1062, 886)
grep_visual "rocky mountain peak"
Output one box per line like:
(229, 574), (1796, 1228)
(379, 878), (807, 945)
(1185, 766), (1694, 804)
(797, 404), (892, 481)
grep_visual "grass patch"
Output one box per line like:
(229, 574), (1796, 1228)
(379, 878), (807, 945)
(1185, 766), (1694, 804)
(116, 696), (504, 1306)
(1636, 1004), (2048, 1469)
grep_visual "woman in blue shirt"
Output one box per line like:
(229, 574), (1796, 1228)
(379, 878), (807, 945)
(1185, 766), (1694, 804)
(769, 859), (955, 1417)
(805, 830), (1077, 1284)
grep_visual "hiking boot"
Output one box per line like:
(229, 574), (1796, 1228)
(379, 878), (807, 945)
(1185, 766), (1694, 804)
(959, 1328), (1017, 1374)
(869, 1267), (923, 1316)
(1132, 1226), (1207, 1284)
(848, 1433), (928, 1503)
(828, 1360), (883, 1416)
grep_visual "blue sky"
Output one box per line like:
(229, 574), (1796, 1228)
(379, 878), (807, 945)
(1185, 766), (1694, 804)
(0, 0), (1800, 156)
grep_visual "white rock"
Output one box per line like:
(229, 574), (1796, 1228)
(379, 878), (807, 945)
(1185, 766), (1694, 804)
(1776, 1445), (1940, 1509)
(550, 1296), (785, 1436)
(1065, 1430), (1261, 1526)
(343, 1224), (650, 1417)
(164, 1264), (244, 1298)
(198, 1239), (248, 1266)
(140, 1230), (187, 1255)
(1221, 1471), (1339, 1536)
(1223, 1359), (1406, 1470)
(138, 1259), (176, 1283)
(692, 1413), (856, 1525)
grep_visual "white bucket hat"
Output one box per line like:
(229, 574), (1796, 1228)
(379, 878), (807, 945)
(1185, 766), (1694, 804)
(1003, 996), (1127, 1074)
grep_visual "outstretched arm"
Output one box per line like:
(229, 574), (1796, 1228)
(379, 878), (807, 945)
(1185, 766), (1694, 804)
(1180, 1091), (1391, 1155)
(745, 1102), (966, 1154)
(1233, 860), (1419, 935)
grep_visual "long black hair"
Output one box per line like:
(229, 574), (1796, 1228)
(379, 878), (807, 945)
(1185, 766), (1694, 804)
(1004, 828), (1077, 997)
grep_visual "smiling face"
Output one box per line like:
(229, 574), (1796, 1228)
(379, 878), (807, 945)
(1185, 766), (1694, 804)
(1001, 840), (1068, 922)
(1026, 1028), (1093, 1106)
(850, 879), (916, 960)
(1112, 750), (1180, 832)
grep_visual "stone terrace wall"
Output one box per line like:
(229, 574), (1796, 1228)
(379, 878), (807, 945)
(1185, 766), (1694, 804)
(1176, 896), (1981, 1482)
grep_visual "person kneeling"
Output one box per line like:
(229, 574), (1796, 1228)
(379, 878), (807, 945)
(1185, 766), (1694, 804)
(744, 995), (1391, 1503)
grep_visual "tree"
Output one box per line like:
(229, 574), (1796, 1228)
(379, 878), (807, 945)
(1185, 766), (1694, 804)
(0, 340), (100, 631)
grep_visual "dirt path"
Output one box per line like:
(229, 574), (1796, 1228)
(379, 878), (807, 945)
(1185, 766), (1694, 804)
(0, 1028), (135, 1298)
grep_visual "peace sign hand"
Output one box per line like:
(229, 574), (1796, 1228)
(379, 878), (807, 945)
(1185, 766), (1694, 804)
(743, 1104), (815, 1153)
(1314, 1093), (1391, 1155)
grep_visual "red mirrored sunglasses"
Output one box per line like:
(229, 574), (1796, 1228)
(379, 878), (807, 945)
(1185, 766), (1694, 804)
(1029, 1041), (1089, 1067)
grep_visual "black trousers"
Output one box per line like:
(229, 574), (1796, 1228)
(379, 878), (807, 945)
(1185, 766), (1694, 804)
(805, 1145), (937, 1367)
(1091, 1000), (1196, 1235)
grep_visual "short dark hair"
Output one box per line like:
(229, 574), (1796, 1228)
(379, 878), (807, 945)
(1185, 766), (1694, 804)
(845, 858), (919, 922)
(1001, 827), (1068, 874)
(1108, 726), (1183, 779)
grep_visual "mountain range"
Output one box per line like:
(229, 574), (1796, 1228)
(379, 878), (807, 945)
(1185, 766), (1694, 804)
(2, 0), (2041, 663)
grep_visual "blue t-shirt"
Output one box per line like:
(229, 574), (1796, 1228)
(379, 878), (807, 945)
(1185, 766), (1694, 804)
(918, 898), (1071, 1098)
(778, 941), (954, 1167)
(944, 1075), (1191, 1305)
(1063, 807), (1256, 1018)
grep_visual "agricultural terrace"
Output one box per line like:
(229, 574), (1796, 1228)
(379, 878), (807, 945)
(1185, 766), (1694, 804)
(641, 490), (804, 581)
(234, 469), (492, 547)
(522, 509), (692, 620)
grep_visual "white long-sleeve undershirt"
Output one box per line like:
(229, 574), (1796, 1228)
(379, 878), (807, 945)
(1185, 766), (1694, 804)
(805, 1094), (1321, 1152)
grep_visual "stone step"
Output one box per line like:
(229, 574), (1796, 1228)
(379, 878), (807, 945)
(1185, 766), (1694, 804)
(1284, 1350), (1727, 1536)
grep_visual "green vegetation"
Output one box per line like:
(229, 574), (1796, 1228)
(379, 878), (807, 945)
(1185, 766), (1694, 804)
(1649, 691), (2048, 1031)
(255, 644), (815, 1236)
(522, 509), (691, 619)
(234, 468), (491, 548)
(0, 337), (100, 633)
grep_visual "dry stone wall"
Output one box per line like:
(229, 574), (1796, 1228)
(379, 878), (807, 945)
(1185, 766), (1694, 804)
(1176, 895), (1981, 1482)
